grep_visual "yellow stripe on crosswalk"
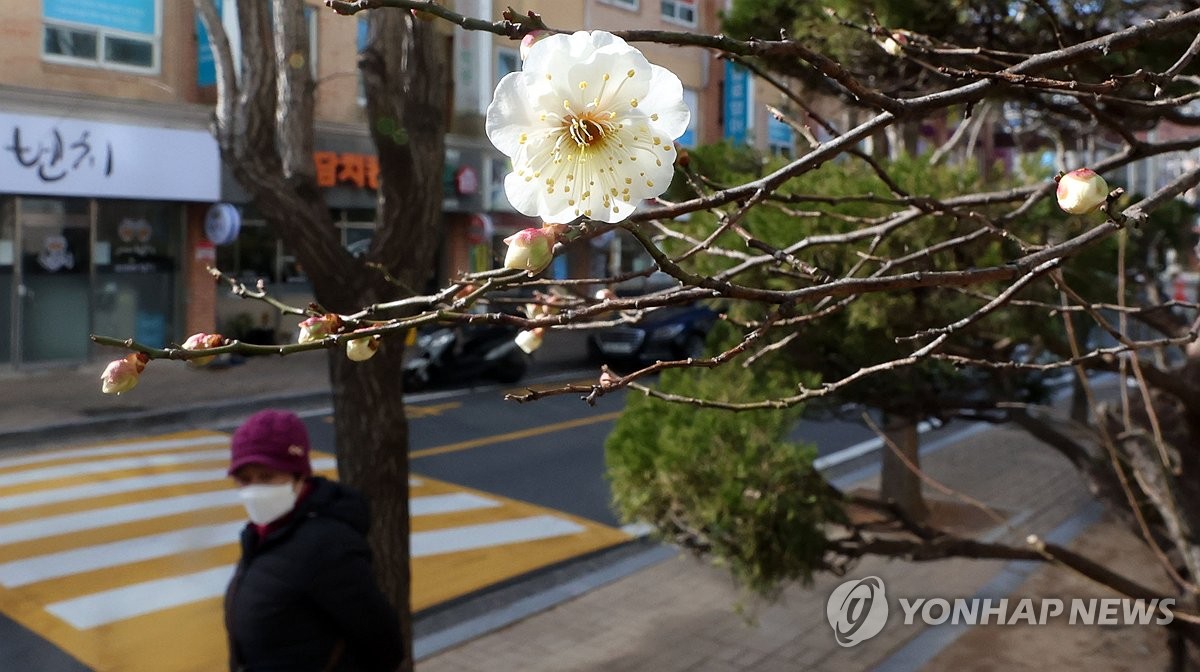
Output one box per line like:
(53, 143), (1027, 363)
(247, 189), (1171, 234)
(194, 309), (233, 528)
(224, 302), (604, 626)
(0, 427), (630, 672)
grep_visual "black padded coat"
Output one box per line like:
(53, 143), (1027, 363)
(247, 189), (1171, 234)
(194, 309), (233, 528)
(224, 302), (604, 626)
(225, 477), (402, 672)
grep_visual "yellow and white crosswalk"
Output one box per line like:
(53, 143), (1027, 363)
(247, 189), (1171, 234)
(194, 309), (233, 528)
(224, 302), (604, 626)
(0, 428), (629, 672)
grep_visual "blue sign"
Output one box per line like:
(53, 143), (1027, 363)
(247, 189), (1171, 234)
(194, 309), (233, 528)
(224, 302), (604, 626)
(44, 0), (156, 36)
(195, 0), (221, 88)
(723, 61), (749, 145)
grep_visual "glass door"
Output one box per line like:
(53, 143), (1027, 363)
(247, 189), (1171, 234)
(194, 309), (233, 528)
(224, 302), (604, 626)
(93, 200), (181, 348)
(17, 198), (92, 364)
(0, 199), (13, 365)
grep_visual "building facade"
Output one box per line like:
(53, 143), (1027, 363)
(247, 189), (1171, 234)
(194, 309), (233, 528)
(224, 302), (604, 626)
(0, 0), (772, 369)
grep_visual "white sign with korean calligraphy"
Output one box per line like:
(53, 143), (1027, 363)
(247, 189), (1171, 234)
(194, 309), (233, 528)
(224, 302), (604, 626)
(0, 111), (220, 201)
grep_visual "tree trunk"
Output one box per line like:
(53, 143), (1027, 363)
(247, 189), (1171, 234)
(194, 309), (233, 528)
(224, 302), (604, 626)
(196, 3), (448, 670)
(880, 415), (929, 524)
(328, 343), (413, 664)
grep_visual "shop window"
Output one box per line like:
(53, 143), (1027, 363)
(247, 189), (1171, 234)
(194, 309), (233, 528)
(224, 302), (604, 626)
(42, 0), (160, 73)
(496, 48), (520, 85)
(215, 220), (309, 286)
(660, 0), (696, 26)
(0, 199), (13, 365)
(356, 18), (368, 105)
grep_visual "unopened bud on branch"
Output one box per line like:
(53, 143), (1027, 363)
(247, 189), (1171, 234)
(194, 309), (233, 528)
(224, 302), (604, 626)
(520, 30), (549, 60)
(101, 353), (148, 395)
(515, 328), (545, 354)
(1056, 168), (1109, 215)
(297, 314), (342, 344)
(181, 332), (224, 367)
(345, 334), (381, 362)
(503, 226), (561, 274)
(876, 29), (910, 57)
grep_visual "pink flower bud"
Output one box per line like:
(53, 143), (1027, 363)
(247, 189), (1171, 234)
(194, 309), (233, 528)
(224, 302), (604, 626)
(345, 334), (381, 362)
(594, 288), (617, 302)
(297, 314), (342, 344)
(503, 227), (557, 274)
(1056, 168), (1109, 215)
(181, 332), (225, 367)
(515, 328), (545, 354)
(520, 30), (549, 61)
(599, 370), (619, 388)
(100, 353), (148, 395)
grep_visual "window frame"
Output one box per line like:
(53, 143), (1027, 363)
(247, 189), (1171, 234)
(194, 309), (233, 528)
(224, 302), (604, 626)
(599, 0), (640, 12)
(41, 0), (162, 75)
(660, 0), (697, 27)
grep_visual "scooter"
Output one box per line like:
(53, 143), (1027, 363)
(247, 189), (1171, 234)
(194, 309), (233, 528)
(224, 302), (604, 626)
(402, 320), (530, 390)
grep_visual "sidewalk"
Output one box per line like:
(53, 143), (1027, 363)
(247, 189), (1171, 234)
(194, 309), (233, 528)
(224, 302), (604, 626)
(0, 341), (1172, 671)
(417, 422), (1173, 672)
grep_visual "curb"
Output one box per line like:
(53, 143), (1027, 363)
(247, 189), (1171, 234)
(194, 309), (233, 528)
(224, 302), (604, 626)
(0, 389), (333, 452)
(413, 536), (673, 661)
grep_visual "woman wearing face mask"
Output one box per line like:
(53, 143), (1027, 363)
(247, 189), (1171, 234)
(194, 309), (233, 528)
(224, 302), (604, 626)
(224, 409), (403, 672)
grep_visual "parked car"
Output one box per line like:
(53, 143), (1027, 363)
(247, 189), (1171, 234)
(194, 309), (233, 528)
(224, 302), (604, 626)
(587, 304), (719, 365)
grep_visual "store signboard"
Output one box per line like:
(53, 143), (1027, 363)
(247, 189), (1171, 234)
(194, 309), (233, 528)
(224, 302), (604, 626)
(723, 61), (749, 145)
(0, 111), (220, 201)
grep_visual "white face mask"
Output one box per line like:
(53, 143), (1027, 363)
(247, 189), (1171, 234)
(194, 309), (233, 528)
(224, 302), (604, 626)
(239, 482), (299, 525)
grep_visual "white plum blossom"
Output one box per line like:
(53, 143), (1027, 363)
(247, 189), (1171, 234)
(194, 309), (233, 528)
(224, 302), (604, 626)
(1056, 168), (1109, 215)
(486, 30), (691, 224)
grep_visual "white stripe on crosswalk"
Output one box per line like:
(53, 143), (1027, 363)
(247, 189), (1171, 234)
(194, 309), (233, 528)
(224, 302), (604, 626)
(46, 566), (235, 630)
(0, 469), (229, 512)
(0, 522), (245, 587)
(42, 515), (588, 629)
(0, 450), (231, 488)
(0, 436), (229, 470)
(410, 492), (500, 516)
(0, 485), (493, 545)
(0, 457), (338, 512)
(1, 493), (502, 587)
(0, 489), (239, 544)
(412, 515), (584, 557)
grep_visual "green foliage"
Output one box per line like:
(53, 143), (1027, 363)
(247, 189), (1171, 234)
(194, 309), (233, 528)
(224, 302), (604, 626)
(675, 144), (1071, 415)
(611, 143), (1196, 597)
(606, 362), (842, 596)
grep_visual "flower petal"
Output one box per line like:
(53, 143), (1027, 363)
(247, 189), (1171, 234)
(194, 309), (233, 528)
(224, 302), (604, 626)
(640, 65), (690, 140)
(486, 72), (542, 156)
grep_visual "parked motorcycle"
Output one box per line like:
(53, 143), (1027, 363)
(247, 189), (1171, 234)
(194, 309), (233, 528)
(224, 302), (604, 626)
(402, 320), (529, 390)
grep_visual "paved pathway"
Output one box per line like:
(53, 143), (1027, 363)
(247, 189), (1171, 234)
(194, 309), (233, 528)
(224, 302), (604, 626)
(418, 424), (1167, 671)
